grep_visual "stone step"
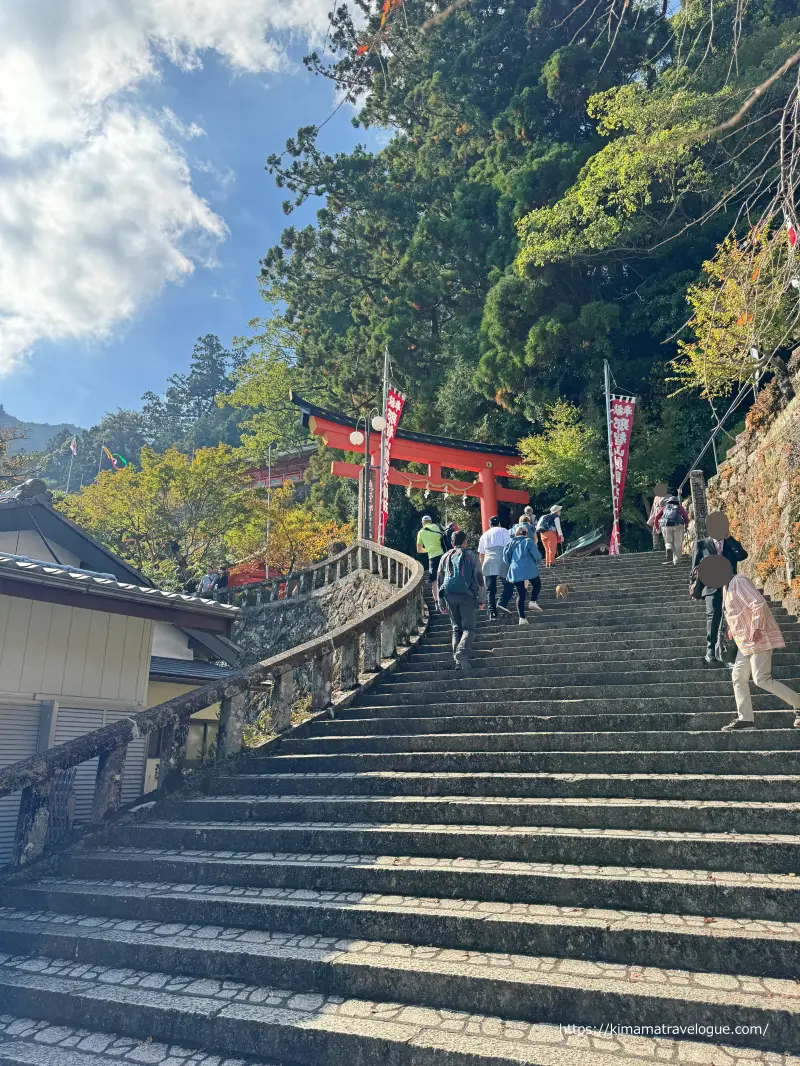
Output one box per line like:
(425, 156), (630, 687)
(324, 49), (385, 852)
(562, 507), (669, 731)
(342, 692), (791, 717)
(393, 653), (800, 678)
(373, 670), (800, 697)
(170, 792), (800, 835)
(302, 710), (798, 737)
(0, 1017), (280, 1066)
(205, 769), (800, 803)
(249, 747), (800, 776)
(0, 956), (795, 1065)
(406, 634), (800, 663)
(279, 727), (800, 757)
(104, 819), (800, 873)
(54, 847), (800, 922)
(1, 896), (798, 1010)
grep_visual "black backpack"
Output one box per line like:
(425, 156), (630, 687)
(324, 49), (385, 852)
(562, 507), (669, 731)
(536, 513), (557, 532)
(661, 499), (683, 526)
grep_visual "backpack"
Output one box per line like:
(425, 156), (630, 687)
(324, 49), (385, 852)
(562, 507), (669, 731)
(441, 548), (475, 597)
(536, 513), (557, 532)
(443, 523), (458, 551)
(661, 499), (682, 526)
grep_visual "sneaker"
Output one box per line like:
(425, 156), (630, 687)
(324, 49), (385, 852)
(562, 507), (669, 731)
(518, 617), (529, 625)
(794, 716), (800, 728)
(456, 658), (473, 674)
(487, 612), (497, 621)
(439, 603), (449, 615)
(529, 602), (543, 612)
(703, 654), (723, 667)
(497, 604), (513, 615)
(721, 718), (754, 731)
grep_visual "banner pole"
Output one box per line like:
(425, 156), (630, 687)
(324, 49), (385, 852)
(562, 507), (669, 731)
(377, 347), (389, 543)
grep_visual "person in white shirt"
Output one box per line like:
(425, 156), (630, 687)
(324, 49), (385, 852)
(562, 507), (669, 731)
(478, 516), (511, 620)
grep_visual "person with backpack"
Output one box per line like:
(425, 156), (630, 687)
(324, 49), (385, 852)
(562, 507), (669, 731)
(653, 492), (689, 565)
(502, 524), (543, 624)
(478, 515), (510, 620)
(439, 530), (484, 672)
(416, 514), (448, 613)
(536, 505), (563, 567)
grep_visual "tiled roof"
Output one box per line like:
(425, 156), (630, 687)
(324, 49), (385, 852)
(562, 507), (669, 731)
(0, 552), (241, 618)
(149, 656), (235, 682)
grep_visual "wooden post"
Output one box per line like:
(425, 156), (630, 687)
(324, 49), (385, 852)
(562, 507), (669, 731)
(311, 652), (334, 711)
(14, 779), (53, 867)
(339, 637), (360, 689)
(92, 745), (127, 823)
(272, 670), (293, 733)
(363, 626), (382, 672)
(216, 691), (248, 761)
(690, 469), (708, 540)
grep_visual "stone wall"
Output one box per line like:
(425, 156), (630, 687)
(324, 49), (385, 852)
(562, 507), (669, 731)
(233, 568), (395, 666)
(707, 393), (800, 614)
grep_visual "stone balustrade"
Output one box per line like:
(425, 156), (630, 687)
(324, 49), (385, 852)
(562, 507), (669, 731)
(0, 540), (425, 871)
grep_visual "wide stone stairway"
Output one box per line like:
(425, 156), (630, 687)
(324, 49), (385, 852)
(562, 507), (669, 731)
(1, 552), (800, 1066)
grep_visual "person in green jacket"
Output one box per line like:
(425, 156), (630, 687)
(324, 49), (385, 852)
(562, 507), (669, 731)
(416, 514), (447, 613)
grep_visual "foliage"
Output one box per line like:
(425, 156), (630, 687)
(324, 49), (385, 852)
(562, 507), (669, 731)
(0, 426), (35, 487)
(40, 335), (247, 491)
(227, 482), (353, 574)
(673, 234), (799, 397)
(56, 445), (255, 590)
(510, 401), (610, 529)
(226, 319), (333, 459)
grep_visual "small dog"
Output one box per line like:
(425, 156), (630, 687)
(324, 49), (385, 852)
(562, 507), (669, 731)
(555, 583), (572, 600)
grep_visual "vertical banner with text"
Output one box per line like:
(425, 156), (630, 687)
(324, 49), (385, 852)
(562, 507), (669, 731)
(608, 394), (636, 556)
(379, 387), (406, 544)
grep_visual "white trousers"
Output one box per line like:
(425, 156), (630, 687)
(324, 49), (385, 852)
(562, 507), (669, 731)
(662, 525), (684, 561)
(731, 649), (800, 721)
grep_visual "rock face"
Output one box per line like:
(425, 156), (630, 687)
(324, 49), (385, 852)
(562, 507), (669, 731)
(233, 569), (395, 665)
(708, 395), (800, 615)
(1, 552), (799, 1064)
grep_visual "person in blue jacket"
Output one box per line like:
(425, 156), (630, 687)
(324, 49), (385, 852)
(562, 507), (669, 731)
(502, 524), (544, 625)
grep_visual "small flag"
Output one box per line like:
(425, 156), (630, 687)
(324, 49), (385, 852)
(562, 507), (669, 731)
(69, 437), (77, 455)
(102, 446), (128, 470)
(785, 213), (797, 247)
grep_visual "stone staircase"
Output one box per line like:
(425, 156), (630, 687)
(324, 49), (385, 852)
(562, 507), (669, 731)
(1, 551), (799, 1066)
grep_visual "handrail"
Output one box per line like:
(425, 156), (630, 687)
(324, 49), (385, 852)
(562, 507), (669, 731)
(217, 542), (356, 606)
(0, 539), (425, 870)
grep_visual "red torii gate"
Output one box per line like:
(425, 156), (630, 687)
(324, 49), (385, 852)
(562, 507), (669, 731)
(292, 393), (529, 537)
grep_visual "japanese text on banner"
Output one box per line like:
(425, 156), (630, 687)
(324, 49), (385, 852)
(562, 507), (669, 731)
(608, 396), (635, 555)
(379, 388), (406, 544)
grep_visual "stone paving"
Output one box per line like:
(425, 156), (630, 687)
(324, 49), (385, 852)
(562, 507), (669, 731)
(2, 554), (800, 1063)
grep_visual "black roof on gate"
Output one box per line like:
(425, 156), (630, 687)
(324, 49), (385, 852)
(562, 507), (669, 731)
(291, 393), (520, 458)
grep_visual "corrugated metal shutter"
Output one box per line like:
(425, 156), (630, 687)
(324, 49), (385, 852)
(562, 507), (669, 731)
(0, 703), (41, 867)
(106, 710), (146, 806)
(54, 708), (103, 824)
(55, 708), (147, 822)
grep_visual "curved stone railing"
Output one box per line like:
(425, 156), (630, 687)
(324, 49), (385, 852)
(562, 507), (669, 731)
(217, 543), (357, 606)
(0, 540), (425, 871)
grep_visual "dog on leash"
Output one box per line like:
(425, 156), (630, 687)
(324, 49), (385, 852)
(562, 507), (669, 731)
(555, 583), (572, 601)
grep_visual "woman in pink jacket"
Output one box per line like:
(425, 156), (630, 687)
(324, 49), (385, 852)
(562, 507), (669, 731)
(721, 573), (800, 731)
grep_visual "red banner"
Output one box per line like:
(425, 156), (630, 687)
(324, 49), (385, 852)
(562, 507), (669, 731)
(379, 387), (405, 544)
(608, 394), (635, 555)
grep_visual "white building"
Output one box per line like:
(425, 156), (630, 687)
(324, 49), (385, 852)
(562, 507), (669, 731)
(0, 481), (241, 865)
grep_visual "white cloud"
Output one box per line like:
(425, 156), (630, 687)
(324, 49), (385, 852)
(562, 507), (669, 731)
(0, 0), (332, 372)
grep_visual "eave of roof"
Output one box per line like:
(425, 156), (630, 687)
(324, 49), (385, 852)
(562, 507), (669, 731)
(149, 656), (234, 683)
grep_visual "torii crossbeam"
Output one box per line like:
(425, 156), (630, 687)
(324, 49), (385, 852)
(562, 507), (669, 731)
(291, 393), (529, 536)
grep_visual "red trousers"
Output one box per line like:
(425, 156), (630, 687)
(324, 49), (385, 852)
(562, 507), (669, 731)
(540, 530), (558, 566)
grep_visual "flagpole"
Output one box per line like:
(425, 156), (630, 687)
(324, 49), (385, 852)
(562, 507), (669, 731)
(604, 360), (617, 550)
(66, 448), (75, 495)
(98, 441), (105, 478)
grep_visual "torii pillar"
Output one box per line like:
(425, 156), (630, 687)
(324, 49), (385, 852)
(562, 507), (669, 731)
(291, 393), (529, 536)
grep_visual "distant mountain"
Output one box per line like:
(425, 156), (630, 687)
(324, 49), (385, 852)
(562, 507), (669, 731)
(0, 405), (81, 454)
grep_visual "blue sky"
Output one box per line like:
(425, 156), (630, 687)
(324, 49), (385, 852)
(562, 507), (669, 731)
(0, 4), (381, 428)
